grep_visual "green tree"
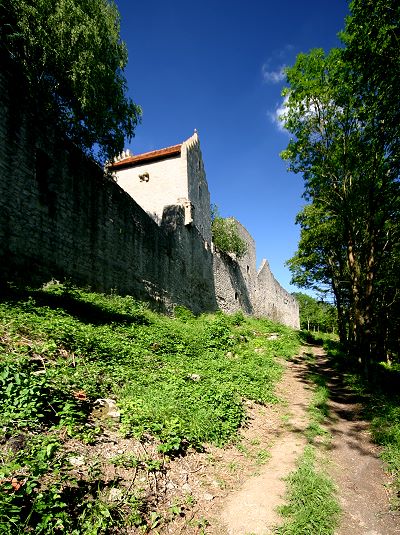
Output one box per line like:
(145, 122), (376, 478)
(0, 0), (141, 163)
(293, 292), (337, 333)
(282, 10), (400, 371)
(211, 206), (248, 259)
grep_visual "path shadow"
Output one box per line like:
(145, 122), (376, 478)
(290, 351), (379, 459)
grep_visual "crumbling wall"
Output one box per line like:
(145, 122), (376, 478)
(255, 260), (300, 329)
(212, 220), (299, 328)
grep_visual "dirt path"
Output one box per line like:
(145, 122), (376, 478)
(217, 357), (312, 534)
(307, 347), (400, 535)
(158, 347), (399, 534)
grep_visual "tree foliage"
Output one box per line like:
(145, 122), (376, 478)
(211, 206), (248, 259)
(0, 0), (141, 163)
(293, 292), (337, 333)
(283, 0), (400, 370)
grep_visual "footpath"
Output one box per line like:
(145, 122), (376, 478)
(162, 347), (399, 534)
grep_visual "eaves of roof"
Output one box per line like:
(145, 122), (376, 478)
(109, 144), (182, 170)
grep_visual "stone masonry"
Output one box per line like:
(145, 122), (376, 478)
(110, 140), (299, 329)
(0, 57), (299, 328)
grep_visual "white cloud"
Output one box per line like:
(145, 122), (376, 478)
(262, 63), (286, 84)
(268, 95), (290, 132)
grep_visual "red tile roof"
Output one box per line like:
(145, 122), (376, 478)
(109, 144), (182, 170)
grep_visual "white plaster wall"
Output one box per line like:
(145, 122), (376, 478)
(114, 155), (188, 223)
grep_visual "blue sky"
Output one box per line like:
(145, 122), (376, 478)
(115, 0), (350, 294)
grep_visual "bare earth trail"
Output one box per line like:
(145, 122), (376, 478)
(215, 355), (312, 534)
(306, 346), (400, 535)
(159, 347), (399, 534)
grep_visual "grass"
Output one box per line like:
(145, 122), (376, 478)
(276, 446), (340, 535)
(276, 352), (339, 534)
(305, 373), (330, 444)
(0, 281), (300, 534)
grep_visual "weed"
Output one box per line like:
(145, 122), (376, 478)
(0, 283), (301, 532)
(256, 448), (270, 465)
(276, 446), (340, 534)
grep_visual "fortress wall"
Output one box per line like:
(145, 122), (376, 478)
(212, 219), (299, 328)
(255, 260), (300, 329)
(0, 63), (217, 314)
(212, 220), (256, 314)
(0, 59), (299, 328)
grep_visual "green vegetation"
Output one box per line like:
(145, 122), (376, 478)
(0, 0), (141, 163)
(0, 282), (300, 533)
(304, 372), (330, 444)
(276, 446), (340, 535)
(293, 293), (337, 333)
(276, 355), (339, 534)
(283, 0), (400, 372)
(211, 205), (248, 258)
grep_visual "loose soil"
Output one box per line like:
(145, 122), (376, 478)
(306, 346), (400, 535)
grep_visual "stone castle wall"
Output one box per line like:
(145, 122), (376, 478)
(0, 60), (299, 328)
(0, 62), (216, 314)
(213, 221), (299, 329)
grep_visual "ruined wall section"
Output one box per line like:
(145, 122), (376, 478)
(184, 133), (212, 245)
(113, 154), (187, 224)
(212, 219), (299, 328)
(0, 62), (217, 314)
(255, 260), (300, 329)
(212, 220), (256, 314)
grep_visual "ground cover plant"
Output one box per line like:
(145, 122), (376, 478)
(276, 445), (340, 535)
(0, 282), (300, 533)
(276, 350), (340, 534)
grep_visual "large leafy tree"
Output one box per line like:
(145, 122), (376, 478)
(0, 0), (141, 163)
(283, 1), (400, 369)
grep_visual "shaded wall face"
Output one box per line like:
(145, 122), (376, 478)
(0, 65), (217, 315)
(186, 142), (212, 245)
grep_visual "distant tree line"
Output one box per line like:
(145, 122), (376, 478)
(283, 0), (400, 372)
(292, 293), (337, 334)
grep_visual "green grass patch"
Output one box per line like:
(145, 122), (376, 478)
(276, 446), (340, 535)
(0, 282), (300, 533)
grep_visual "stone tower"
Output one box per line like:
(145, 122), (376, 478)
(109, 131), (212, 245)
